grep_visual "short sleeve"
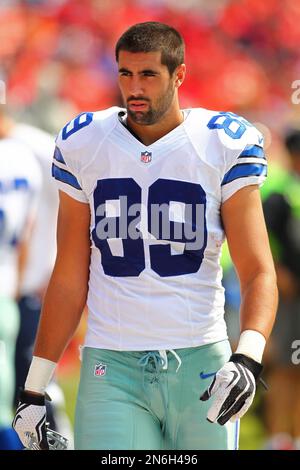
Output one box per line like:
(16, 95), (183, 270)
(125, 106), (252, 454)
(219, 114), (267, 203)
(51, 144), (88, 203)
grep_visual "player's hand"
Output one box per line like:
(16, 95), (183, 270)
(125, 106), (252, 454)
(12, 389), (49, 449)
(199, 353), (263, 425)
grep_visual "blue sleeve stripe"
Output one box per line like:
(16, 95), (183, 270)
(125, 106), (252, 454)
(52, 163), (82, 190)
(238, 145), (265, 159)
(222, 163), (267, 185)
(53, 146), (66, 164)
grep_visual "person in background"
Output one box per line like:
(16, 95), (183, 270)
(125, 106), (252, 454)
(10, 120), (59, 428)
(262, 130), (300, 450)
(0, 107), (42, 449)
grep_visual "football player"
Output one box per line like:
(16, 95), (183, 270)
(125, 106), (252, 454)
(13, 22), (278, 450)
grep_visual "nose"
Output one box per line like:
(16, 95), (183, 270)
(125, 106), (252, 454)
(128, 75), (144, 97)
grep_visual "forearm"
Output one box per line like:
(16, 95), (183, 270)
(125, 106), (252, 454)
(23, 192), (91, 395)
(33, 271), (88, 363)
(239, 271), (278, 341)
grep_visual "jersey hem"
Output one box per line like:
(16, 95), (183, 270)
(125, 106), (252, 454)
(82, 333), (229, 352)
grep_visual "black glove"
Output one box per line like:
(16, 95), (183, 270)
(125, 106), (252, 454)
(200, 353), (263, 425)
(12, 389), (49, 450)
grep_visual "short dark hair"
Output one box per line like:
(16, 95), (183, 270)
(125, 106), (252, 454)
(115, 22), (185, 75)
(285, 129), (300, 155)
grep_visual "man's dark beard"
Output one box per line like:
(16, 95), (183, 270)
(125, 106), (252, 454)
(126, 83), (175, 126)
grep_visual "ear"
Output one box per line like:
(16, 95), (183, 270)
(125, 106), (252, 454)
(174, 64), (186, 88)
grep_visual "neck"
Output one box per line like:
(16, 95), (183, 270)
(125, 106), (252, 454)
(126, 102), (184, 146)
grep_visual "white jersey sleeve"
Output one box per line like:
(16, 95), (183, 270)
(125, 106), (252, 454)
(209, 112), (267, 203)
(52, 113), (94, 203)
(52, 108), (120, 203)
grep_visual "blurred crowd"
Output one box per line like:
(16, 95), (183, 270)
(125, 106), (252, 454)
(0, 0), (300, 133)
(1, 0), (300, 451)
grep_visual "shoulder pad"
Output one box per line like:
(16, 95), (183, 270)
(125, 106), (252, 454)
(207, 111), (263, 153)
(56, 106), (122, 153)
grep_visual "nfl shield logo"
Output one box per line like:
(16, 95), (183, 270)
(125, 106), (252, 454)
(141, 151), (152, 163)
(94, 363), (107, 377)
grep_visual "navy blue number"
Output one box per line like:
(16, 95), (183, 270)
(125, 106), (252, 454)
(92, 178), (145, 277)
(207, 111), (252, 139)
(148, 179), (207, 277)
(62, 112), (93, 140)
(92, 178), (207, 277)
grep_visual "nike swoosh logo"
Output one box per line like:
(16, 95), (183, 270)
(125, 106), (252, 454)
(258, 136), (264, 144)
(199, 371), (217, 380)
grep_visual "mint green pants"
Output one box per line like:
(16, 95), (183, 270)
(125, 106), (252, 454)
(75, 340), (239, 450)
(0, 297), (20, 427)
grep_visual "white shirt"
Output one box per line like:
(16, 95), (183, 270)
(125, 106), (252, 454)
(53, 107), (267, 350)
(11, 124), (58, 295)
(0, 138), (42, 297)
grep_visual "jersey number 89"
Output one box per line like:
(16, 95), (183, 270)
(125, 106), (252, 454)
(92, 178), (207, 277)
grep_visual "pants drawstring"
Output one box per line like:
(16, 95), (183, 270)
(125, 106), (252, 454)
(162, 349), (182, 373)
(137, 349), (182, 434)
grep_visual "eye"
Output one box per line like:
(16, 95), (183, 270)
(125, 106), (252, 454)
(143, 72), (156, 77)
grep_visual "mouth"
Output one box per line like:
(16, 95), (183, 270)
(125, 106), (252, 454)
(128, 101), (149, 112)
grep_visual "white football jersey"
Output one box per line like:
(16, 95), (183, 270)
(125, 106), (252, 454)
(11, 124), (58, 295)
(53, 107), (267, 350)
(0, 138), (42, 297)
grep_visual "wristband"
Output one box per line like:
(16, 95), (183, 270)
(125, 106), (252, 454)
(235, 329), (266, 363)
(25, 356), (57, 394)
